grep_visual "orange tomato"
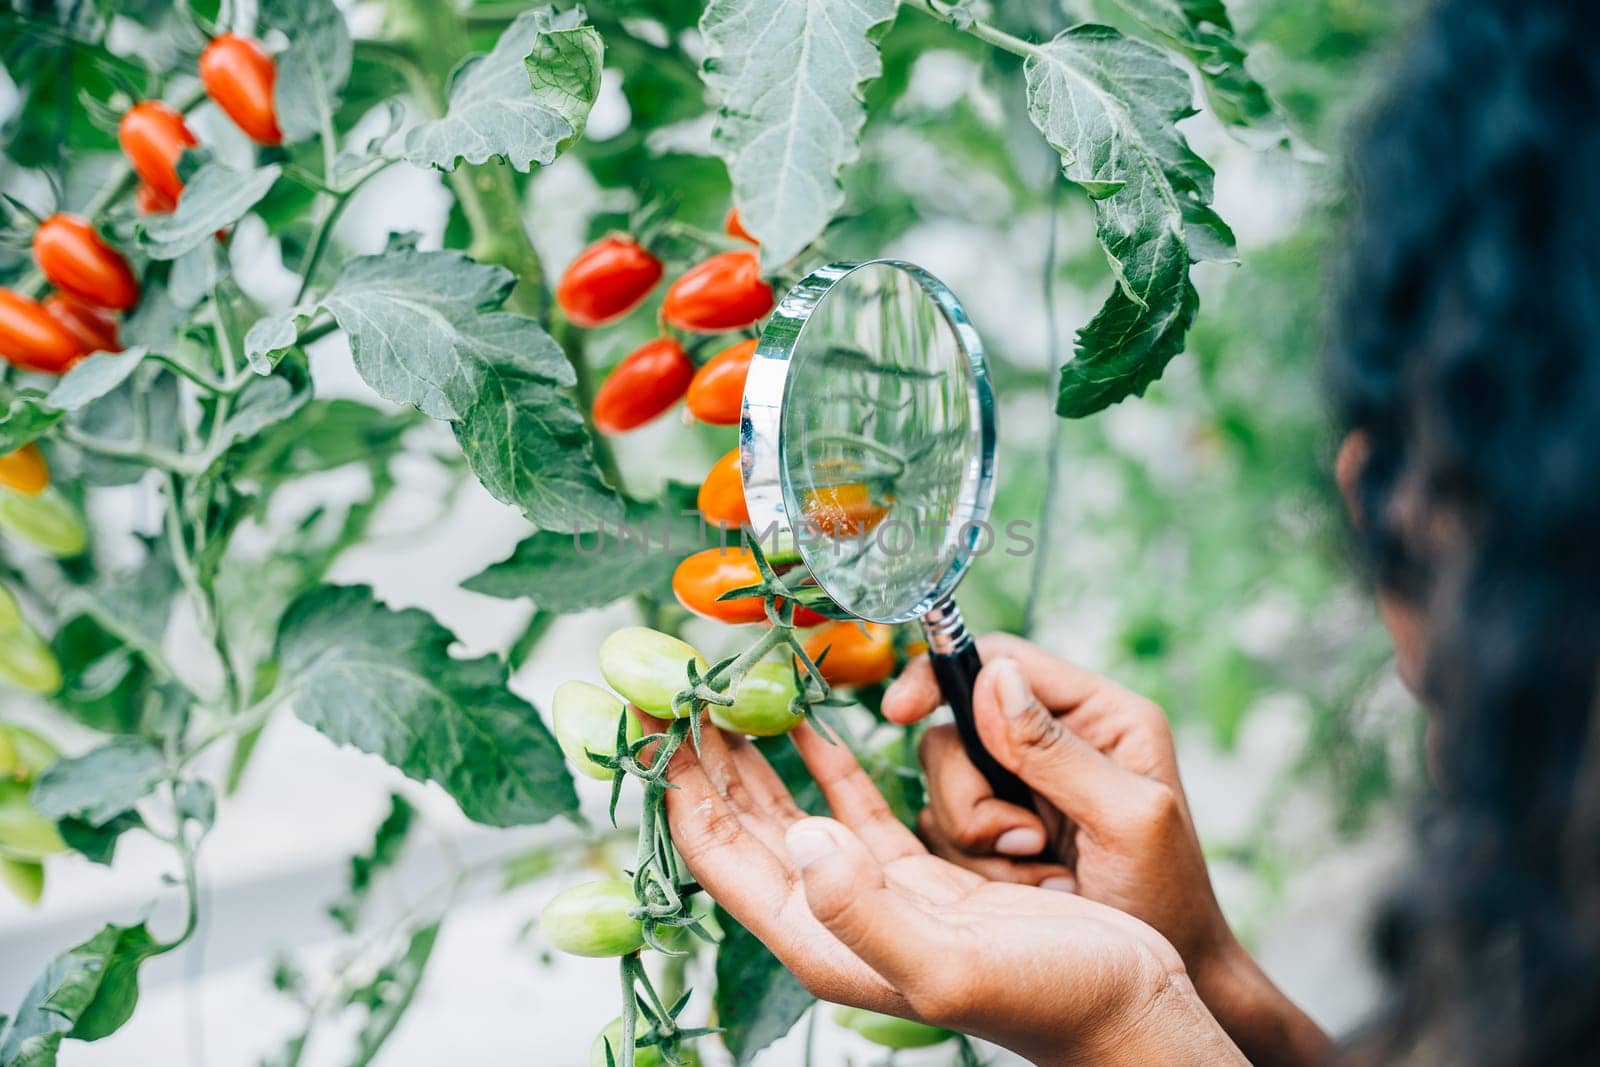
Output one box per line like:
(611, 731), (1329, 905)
(0, 290), (84, 374)
(698, 447), (749, 528)
(724, 206), (757, 245)
(0, 445), (49, 497)
(672, 547), (828, 626)
(592, 337), (694, 434)
(43, 294), (120, 355)
(661, 252), (773, 333)
(801, 482), (890, 538)
(802, 622), (897, 688)
(33, 214), (139, 311)
(118, 101), (197, 203)
(200, 34), (282, 145)
(687, 338), (756, 425)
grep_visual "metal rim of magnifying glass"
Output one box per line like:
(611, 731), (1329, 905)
(739, 259), (998, 626)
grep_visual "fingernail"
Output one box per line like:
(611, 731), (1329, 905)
(786, 823), (839, 870)
(1041, 877), (1076, 893)
(995, 660), (1032, 719)
(995, 827), (1044, 856)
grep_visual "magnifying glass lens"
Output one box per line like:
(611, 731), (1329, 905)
(781, 262), (989, 623)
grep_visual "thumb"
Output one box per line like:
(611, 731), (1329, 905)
(974, 659), (1145, 835)
(786, 817), (938, 989)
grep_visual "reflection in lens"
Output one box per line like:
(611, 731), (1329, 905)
(779, 262), (991, 622)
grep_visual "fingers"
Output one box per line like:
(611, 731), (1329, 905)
(791, 721), (924, 863)
(973, 659), (1165, 838)
(786, 817), (944, 992)
(918, 725), (1048, 857)
(882, 633), (1105, 724)
(916, 808), (1077, 889)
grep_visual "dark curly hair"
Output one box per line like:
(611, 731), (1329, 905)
(1329, 0), (1600, 1062)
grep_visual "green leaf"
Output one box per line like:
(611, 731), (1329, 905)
(1102, 0), (1286, 139)
(328, 794), (414, 933)
(29, 738), (166, 827)
(260, 0), (353, 144)
(138, 162), (282, 260)
(210, 363), (313, 456)
(348, 921), (440, 1064)
(58, 811), (144, 866)
(44, 348), (149, 412)
(275, 584), (579, 827)
(405, 7), (602, 173)
(462, 485), (701, 609)
(713, 906), (814, 1064)
(62, 550), (180, 674)
(49, 616), (150, 735)
(0, 922), (160, 1064)
(249, 250), (621, 531)
(1023, 24), (1234, 417)
(0, 390), (61, 453)
(699, 0), (897, 268)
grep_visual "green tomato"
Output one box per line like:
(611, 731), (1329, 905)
(0, 780), (66, 861)
(4, 725), (58, 778)
(0, 583), (20, 630)
(553, 681), (643, 781)
(588, 1016), (699, 1067)
(0, 487), (87, 558)
(832, 1006), (955, 1049)
(1, 857), (44, 905)
(710, 662), (803, 737)
(0, 622), (62, 696)
(540, 879), (645, 958)
(598, 627), (708, 718)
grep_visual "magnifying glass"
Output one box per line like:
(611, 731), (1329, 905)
(741, 259), (1031, 808)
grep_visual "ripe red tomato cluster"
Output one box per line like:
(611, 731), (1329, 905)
(1, 214), (134, 375)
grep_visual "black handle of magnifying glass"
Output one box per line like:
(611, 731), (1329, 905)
(923, 605), (1033, 810)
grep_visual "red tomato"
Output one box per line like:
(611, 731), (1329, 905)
(0, 290), (85, 374)
(556, 237), (664, 327)
(33, 214), (139, 311)
(687, 338), (756, 425)
(698, 447), (750, 529)
(200, 34), (282, 146)
(118, 102), (197, 203)
(136, 181), (177, 214)
(802, 622), (897, 688)
(44, 294), (121, 355)
(0, 445), (49, 498)
(724, 206), (757, 245)
(592, 337), (694, 434)
(661, 252), (773, 333)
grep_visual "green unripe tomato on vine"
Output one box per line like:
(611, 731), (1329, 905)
(1, 724), (58, 779)
(553, 680), (642, 780)
(832, 1005), (955, 1049)
(588, 1015), (699, 1067)
(709, 662), (803, 737)
(0, 487), (87, 558)
(0, 779), (67, 861)
(539, 879), (645, 957)
(0, 588), (62, 696)
(598, 627), (708, 718)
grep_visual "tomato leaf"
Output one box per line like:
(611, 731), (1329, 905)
(260, 0), (353, 145)
(29, 738), (167, 828)
(462, 484), (702, 610)
(699, 0), (898, 268)
(1023, 24), (1235, 417)
(0, 389), (61, 453)
(348, 921), (440, 1063)
(138, 162), (282, 261)
(248, 249), (622, 532)
(1103, 0), (1288, 141)
(0, 921), (160, 1065)
(713, 906), (815, 1064)
(274, 584), (580, 827)
(405, 7), (602, 173)
(328, 793), (414, 933)
(44, 348), (150, 412)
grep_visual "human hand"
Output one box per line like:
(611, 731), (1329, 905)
(883, 634), (1331, 1067)
(643, 711), (1245, 1067)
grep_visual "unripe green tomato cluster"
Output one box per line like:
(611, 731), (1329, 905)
(539, 879), (645, 958)
(832, 1005), (956, 1049)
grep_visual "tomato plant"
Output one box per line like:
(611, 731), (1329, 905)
(200, 35), (283, 146)
(0, 0), (1368, 1062)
